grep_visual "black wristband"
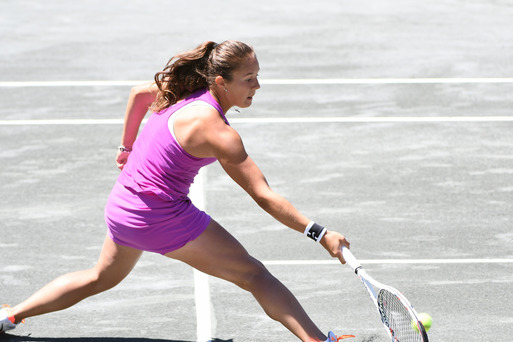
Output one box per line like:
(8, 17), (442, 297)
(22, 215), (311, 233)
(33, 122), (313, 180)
(304, 222), (327, 242)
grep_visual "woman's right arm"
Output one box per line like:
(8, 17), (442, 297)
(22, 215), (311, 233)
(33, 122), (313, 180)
(116, 82), (158, 169)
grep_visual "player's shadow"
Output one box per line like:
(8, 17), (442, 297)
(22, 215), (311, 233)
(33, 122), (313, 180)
(0, 335), (233, 342)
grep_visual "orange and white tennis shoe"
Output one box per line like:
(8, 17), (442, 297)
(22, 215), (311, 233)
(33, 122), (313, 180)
(0, 305), (22, 333)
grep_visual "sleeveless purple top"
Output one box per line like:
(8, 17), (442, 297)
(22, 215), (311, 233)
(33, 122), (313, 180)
(118, 88), (228, 202)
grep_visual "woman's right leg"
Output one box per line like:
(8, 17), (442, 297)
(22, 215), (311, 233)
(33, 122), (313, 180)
(10, 235), (142, 323)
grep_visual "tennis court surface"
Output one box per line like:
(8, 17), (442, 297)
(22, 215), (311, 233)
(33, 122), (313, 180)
(1, 1), (512, 341)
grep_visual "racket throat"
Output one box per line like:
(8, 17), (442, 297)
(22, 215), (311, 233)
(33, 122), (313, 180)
(353, 266), (363, 275)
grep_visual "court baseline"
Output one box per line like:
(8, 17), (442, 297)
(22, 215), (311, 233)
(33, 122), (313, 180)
(2, 77), (513, 87)
(1, 116), (513, 126)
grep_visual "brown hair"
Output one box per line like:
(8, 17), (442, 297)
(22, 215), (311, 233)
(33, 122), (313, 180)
(150, 40), (255, 113)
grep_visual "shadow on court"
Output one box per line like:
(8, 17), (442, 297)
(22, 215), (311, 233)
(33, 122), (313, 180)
(0, 335), (234, 342)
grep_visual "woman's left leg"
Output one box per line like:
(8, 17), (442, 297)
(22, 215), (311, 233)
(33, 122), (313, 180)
(166, 219), (326, 342)
(10, 235), (142, 323)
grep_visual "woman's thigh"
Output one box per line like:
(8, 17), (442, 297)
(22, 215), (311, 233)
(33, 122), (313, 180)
(92, 235), (143, 289)
(164, 219), (267, 288)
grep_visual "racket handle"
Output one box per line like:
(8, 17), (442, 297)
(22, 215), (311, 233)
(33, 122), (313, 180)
(341, 246), (362, 273)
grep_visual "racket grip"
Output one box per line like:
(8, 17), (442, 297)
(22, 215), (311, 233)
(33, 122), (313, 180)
(341, 246), (362, 273)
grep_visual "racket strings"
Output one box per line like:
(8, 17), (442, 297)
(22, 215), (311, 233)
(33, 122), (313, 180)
(378, 290), (424, 342)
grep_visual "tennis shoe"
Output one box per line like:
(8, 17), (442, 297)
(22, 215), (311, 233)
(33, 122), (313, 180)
(326, 331), (355, 341)
(0, 305), (21, 333)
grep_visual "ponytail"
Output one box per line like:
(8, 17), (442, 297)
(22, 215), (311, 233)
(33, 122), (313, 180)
(150, 40), (255, 113)
(151, 41), (217, 113)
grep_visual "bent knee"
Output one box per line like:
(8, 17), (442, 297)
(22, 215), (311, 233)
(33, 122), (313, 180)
(233, 259), (275, 292)
(87, 268), (125, 294)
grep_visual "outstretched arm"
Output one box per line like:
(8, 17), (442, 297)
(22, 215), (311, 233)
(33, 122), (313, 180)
(116, 83), (158, 169)
(213, 126), (350, 263)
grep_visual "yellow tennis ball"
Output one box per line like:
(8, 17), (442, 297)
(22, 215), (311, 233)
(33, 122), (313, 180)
(413, 313), (432, 332)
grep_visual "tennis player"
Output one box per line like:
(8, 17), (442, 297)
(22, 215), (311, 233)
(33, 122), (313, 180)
(1, 40), (354, 341)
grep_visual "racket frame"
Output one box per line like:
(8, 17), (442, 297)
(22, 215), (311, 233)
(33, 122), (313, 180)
(342, 247), (429, 341)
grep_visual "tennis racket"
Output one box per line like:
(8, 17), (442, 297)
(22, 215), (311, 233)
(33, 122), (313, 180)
(341, 246), (429, 342)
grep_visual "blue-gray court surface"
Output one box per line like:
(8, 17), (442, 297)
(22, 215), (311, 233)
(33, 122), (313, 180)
(1, 1), (513, 341)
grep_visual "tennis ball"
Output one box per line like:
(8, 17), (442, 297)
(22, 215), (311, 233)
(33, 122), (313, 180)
(413, 313), (432, 332)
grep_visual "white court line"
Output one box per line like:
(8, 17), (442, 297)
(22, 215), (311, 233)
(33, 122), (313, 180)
(193, 270), (212, 342)
(1, 77), (513, 87)
(0, 81), (144, 87)
(0, 119), (126, 125)
(1, 116), (513, 126)
(262, 259), (513, 266)
(261, 77), (513, 85)
(189, 168), (214, 342)
(231, 116), (513, 123)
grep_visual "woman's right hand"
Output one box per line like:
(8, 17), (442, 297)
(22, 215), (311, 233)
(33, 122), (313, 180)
(320, 230), (351, 264)
(116, 82), (157, 171)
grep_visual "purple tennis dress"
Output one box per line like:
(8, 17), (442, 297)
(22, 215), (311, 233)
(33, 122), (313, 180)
(104, 88), (228, 254)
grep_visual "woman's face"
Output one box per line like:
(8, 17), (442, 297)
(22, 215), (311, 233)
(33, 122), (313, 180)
(224, 53), (260, 108)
